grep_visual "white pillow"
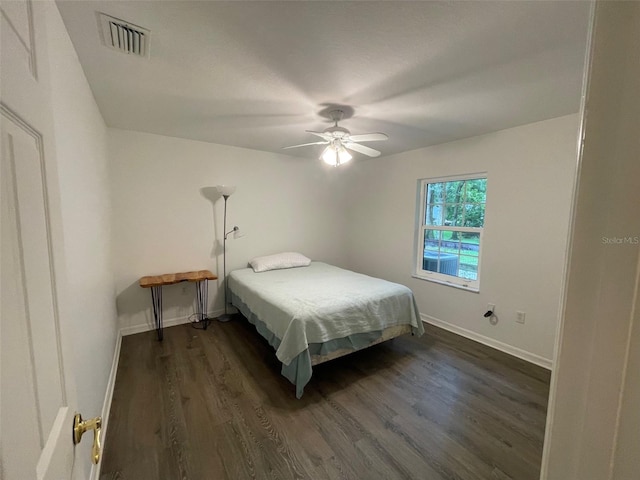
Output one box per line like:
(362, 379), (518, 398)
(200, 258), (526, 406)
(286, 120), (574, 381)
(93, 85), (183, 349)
(249, 252), (311, 273)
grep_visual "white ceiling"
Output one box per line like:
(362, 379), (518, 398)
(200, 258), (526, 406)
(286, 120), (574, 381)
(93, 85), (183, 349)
(56, 1), (591, 160)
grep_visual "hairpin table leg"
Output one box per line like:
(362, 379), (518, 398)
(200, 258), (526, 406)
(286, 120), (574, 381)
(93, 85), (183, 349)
(194, 279), (210, 329)
(150, 285), (163, 341)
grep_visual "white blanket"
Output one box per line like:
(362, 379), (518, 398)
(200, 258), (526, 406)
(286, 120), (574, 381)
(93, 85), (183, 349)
(228, 262), (424, 365)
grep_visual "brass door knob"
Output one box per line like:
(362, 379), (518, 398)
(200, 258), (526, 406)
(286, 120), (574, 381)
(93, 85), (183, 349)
(72, 414), (102, 464)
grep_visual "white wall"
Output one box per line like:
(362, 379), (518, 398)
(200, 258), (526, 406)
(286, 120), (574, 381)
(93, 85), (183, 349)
(109, 129), (348, 332)
(543, 2), (640, 479)
(343, 114), (580, 366)
(44, 4), (118, 479)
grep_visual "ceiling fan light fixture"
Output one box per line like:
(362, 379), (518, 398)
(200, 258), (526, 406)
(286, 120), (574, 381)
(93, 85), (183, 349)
(321, 143), (352, 167)
(321, 146), (338, 166)
(338, 146), (352, 164)
(285, 108), (386, 162)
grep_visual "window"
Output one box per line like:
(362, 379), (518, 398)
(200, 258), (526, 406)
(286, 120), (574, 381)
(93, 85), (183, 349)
(415, 174), (487, 291)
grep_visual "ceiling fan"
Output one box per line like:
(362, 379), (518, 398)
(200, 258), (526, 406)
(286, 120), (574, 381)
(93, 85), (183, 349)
(283, 110), (388, 166)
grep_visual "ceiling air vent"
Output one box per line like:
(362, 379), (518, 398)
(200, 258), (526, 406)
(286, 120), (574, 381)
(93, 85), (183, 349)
(99, 13), (150, 58)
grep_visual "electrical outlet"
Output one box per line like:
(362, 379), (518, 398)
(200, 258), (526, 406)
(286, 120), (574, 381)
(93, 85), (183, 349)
(488, 303), (496, 313)
(516, 311), (526, 324)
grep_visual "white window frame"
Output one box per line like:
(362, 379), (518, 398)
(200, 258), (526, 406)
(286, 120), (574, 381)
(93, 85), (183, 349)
(413, 172), (487, 292)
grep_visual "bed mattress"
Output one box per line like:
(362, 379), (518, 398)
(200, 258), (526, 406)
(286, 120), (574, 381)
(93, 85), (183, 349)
(228, 262), (423, 397)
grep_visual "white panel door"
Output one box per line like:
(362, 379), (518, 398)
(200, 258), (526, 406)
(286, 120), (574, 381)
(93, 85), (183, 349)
(1, 1), (79, 479)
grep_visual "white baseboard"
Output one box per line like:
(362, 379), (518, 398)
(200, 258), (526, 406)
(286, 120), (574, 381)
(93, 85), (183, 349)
(422, 313), (553, 370)
(120, 309), (225, 336)
(90, 330), (123, 480)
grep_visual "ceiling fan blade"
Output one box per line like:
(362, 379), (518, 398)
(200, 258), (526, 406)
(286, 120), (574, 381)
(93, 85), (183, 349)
(306, 130), (333, 140)
(344, 142), (381, 157)
(347, 133), (389, 142)
(283, 141), (328, 150)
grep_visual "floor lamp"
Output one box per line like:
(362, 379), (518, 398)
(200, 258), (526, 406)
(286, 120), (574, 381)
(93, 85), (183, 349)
(217, 185), (237, 322)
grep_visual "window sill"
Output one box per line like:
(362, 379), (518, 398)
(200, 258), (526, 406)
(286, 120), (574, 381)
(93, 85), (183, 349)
(411, 274), (480, 293)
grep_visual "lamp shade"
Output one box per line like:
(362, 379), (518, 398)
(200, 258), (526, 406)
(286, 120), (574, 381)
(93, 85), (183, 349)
(321, 144), (352, 166)
(338, 146), (352, 164)
(321, 146), (337, 166)
(216, 185), (236, 197)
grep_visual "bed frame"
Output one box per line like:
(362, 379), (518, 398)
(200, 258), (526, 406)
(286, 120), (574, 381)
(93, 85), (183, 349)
(310, 324), (412, 366)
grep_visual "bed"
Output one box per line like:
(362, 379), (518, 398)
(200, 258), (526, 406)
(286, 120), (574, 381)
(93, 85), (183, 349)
(228, 261), (424, 398)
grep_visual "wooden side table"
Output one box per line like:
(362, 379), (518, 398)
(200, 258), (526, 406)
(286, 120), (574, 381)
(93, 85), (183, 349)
(139, 270), (217, 340)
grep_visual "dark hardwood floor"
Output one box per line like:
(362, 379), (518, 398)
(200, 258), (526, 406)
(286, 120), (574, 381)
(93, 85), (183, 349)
(100, 318), (550, 480)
